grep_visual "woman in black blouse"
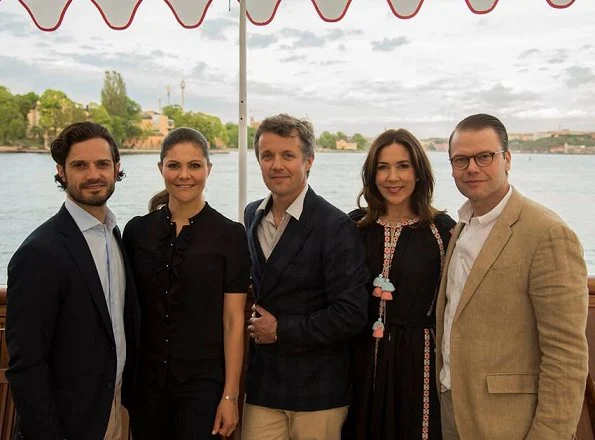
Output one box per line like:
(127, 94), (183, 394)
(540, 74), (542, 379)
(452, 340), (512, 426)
(344, 129), (455, 440)
(123, 128), (249, 439)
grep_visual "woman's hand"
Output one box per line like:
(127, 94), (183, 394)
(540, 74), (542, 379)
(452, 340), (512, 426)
(211, 397), (239, 438)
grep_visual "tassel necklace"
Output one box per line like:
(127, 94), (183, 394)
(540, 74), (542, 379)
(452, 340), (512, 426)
(371, 217), (419, 384)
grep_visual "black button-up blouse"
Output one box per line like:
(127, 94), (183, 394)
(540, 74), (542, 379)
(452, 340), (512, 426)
(123, 203), (250, 386)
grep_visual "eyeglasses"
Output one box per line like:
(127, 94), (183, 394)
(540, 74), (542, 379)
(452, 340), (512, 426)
(449, 150), (506, 170)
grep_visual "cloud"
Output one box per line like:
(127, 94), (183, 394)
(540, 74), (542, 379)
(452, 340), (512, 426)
(249, 81), (297, 97)
(471, 83), (539, 111)
(319, 60), (343, 66)
(200, 18), (236, 41)
(371, 37), (409, 52)
(191, 61), (208, 78)
(325, 29), (363, 41)
(279, 29), (326, 48)
(547, 49), (568, 64)
(0, 13), (31, 38)
(248, 34), (278, 49)
(280, 55), (307, 63)
(565, 66), (595, 88)
(519, 49), (540, 58)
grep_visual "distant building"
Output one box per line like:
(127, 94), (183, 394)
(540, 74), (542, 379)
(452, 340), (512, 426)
(433, 142), (449, 152)
(335, 139), (357, 150)
(249, 117), (260, 130)
(130, 111), (174, 149)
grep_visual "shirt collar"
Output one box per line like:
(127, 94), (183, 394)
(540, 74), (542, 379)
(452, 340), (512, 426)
(457, 185), (513, 225)
(64, 196), (117, 232)
(257, 184), (309, 221)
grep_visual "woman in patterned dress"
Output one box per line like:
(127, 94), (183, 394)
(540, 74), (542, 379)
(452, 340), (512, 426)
(344, 128), (455, 440)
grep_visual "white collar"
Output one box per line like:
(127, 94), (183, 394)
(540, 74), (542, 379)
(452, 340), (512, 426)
(458, 185), (513, 225)
(257, 184), (309, 221)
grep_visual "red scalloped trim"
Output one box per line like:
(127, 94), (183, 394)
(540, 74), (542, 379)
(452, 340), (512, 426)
(386, 0), (424, 19)
(18, 0), (73, 31)
(546, 0), (575, 9)
(242, 0), (282, 26)
(464, 0), (499, 14)
(89, 0), (143, 30)
(311, 0), (352, 22)
(164, 0), (213, 29)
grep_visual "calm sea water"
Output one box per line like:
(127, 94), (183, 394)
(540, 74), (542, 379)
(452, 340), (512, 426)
(1, 151), (593, 284)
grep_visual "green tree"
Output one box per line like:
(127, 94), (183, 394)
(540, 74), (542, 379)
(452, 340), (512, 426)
(15, 91), (39, 120)
(120, 98), (143, 146)
(162, 105), (184, 123)
(99, 71), (143, 146)
(317, 131), (336, 149)
(336, 131), (348, 141)
(101, 71), (128, 117)
(0, 86), (27, 143)
(225, 122), (256, 149)
(351, 133), (368, 150)
(87, 102), (112, 129)
(38, 89), (86, 143)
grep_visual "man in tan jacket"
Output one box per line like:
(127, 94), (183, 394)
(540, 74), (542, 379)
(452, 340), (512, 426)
(436, 113), (588, 439)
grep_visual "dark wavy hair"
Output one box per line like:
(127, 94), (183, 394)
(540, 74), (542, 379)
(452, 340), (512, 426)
(50, 122), (124, 189)
(149, 127), (210, 212)
(357, 128), (440, 227)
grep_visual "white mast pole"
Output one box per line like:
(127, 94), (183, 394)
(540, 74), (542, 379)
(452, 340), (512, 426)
(238, 0), (248, 223)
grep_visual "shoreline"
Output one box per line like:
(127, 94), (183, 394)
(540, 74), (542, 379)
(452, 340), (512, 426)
(0, 146), (230, 154)
(1, 146), (594, 156)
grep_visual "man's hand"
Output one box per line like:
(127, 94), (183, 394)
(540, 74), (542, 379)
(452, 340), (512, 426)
(247, 304), (278, 344)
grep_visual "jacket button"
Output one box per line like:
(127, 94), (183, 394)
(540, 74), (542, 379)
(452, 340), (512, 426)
(106, 382), (113, 390)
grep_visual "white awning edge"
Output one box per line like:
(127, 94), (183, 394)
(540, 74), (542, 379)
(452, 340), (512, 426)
(12, 0), (577, 32)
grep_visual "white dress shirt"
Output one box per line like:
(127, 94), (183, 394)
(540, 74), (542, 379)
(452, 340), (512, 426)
(65, 197), (127, 386)
(256, 184), (308, 260)
(440, 186), (513, 392)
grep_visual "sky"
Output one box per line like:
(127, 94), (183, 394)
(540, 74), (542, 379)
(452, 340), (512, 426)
(1, 0), (595, 138)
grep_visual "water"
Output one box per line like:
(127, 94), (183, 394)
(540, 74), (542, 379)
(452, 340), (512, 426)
(0, 151), (593, 284)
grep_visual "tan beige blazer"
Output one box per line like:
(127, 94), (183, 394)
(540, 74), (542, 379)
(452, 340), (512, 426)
(436, 188), (588, 440)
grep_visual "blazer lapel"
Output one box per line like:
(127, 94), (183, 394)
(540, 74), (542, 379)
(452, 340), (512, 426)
(257, 189), (316, 301)
(436, 222), (465, 338)
(247, 207), (267, 283)
(453, 189), (523, 322)
(259, 218), (313, 302)
(58, 206), (115, 344)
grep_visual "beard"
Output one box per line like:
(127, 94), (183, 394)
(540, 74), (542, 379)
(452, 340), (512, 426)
(66, 179), (116, 207)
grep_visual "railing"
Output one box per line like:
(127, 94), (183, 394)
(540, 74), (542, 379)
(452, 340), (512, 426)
(1, 279), (595, 438)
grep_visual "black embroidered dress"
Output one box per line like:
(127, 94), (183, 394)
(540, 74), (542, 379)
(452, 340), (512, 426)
(345, 212), (455, 440)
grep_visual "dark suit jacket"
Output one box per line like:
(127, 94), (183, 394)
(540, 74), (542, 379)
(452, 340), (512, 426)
(244, 187), (368, 411)
(6, 204), (140, 440)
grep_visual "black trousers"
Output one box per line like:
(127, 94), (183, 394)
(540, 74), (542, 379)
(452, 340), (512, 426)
(130, 374), (223, 440)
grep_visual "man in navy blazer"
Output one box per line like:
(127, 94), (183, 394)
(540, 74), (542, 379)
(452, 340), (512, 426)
(242, 114), (368, 440)
(6, 122), (140, 440)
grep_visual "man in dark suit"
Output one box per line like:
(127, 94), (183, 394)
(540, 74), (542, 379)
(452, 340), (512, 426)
(6, 122), (140, 440)
(242, 114), (369, 440)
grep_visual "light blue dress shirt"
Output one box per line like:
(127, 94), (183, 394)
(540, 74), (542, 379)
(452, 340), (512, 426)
(64, 197), (127, 386)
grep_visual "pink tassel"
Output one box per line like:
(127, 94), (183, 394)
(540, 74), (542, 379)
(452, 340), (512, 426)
(373, 327), (384, 339)
(373, 286), (382, 297)
(380, 290), (393, 300)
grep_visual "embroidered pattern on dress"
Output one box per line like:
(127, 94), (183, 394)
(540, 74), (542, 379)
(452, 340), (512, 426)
(371, 219), (446, 439)
(372, 217), (419, 385)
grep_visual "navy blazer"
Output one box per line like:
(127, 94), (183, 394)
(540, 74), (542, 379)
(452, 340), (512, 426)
(6, 204), (140, 440)
(244, 187), (369, 411)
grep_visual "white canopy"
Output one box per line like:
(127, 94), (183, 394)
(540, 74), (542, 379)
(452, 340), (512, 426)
(11, 0), (576, 31)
